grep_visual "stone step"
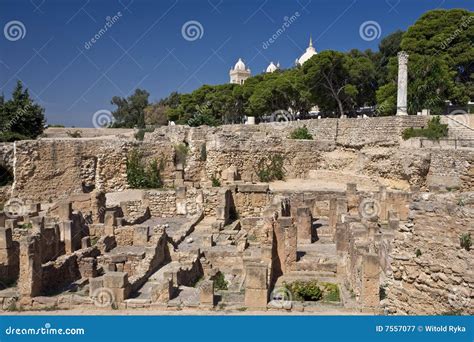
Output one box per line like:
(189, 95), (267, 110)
(294, 259), (337, 273)
(275, 271), (337, 287)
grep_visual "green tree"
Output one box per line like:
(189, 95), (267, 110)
(110, 89), (150, 128)
(0, 81), (45, 141)
(401, 9), (473, 102)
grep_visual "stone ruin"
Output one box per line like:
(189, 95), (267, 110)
(0, 116), (472, 314)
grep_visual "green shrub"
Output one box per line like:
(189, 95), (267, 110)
(402, 116), (448, 140)
(415, 249), (422, 257)
(211, 271), (228, 291)
(174, 143), (189, 166)
(134, 127), (155, 141)
(289, 126), (313, 140)
(0, 132), (29, 142)
(126, 149), (163, 189)
(66, 130), (81, 138)
(255, 154), (285, 182)
(284, 280), (322, 301)
(321, 282), (340, 302)
(211, 176), (221, 187)
(460, 233), (472, 251)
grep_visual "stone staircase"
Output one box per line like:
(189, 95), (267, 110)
(442, 115), (474, 140)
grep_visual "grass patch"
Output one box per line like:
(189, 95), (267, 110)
(460, 233), (472, 251)
(284, 281), (340, 302)
(402, 116), (448, 140)
(126, 149), (164, 189)
(255, 154), (285, 182)
(289, 125), (313, 140)
(211, 271), (228, 291)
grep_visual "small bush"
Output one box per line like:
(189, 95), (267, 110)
(66, 130), (82, 138)
(211, 176), (221, 187)
(174, 143), (189, 166)
(126, 149), (163, 189)
(134, 127), (155, 141)
(255, 154), (285, 182)
(284, 280), (322, 301)
(211, 271), (228, 291)
(321, 282), (340, 302)
(460, 233), (472, 251)
(415, 249), (422, 257)
(289, 126), (313, 140)
(0, 132), (30, 142)
(402, 116), (448, 140)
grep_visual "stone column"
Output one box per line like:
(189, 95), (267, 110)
(199, 279), (214, 307)
(244, 263), (268, 309)
(18, 235), (42, 298)
(361, 253), (380, 308)
(296, 207), (312, 244)
(396, 51), (409, 116)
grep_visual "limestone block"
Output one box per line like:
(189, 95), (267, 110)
(89, 277), (104, 296)
(0, 227), (13, 249)
(176, 200), (187, 215)
(245, 264), (267, 289)
(58, 202), (72, 221)
(81, 236), (91, 249)
(361, 253), (380, 308)
(199, 279), (214, 305)
(104, 210), (116, 227)
(134, 226), (149, 245)
(62, 220), (73, 253)
(5, 219), (17, 230)
(296, 207), (312, 244)
(237, 184), (269, 193)
(103, 272), (128, 289)
(30, 216), (44, 233)
(244, 288), (268, 308)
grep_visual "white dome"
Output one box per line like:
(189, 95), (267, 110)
(266, 62), (278, 73)
(297, 36), (317, 65)
(234, 58), (247, 71)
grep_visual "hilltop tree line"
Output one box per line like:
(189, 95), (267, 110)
(109, 9), (473, 128)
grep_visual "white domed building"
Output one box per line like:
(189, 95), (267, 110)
(296, 36), (317, 66)
(266, 61), (280, 73)
(229, 58), (251, 85)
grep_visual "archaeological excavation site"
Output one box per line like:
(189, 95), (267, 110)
(0, 115), (472, 315)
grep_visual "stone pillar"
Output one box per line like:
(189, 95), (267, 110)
(244, 263), (268, 309)
(58, 202), (72, 221)
(361, 253), (380, 308)
(0, 227), (13, 264)
(275, 217), (297, 274)
(346, 183), (359, 215)
(62, 220), (73, 253)
(81, 236), (91, 249)
(296, 207), (312, 244)
(396, 51), (409, 116)
(18, 235), (42, 298)
(199, 279), (214, 307)
(176, 186), (187, 215)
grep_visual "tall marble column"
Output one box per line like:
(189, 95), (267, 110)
(396, 51), (409, 116)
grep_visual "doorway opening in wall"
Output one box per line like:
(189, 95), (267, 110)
(0, 166), (13, 187)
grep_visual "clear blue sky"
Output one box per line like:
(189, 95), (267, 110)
(0, 0), (472, 127)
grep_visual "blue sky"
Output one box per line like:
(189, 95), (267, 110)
(0, 0), (472, 127)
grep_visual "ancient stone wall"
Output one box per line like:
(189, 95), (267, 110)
(385, 192), (474, 315)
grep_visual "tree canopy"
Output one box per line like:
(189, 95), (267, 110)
(0, 81), (45, 141)
(112, 8), (473, 126)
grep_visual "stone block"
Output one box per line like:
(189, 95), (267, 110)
(81, 236), (91, 249)
(238, 184), (269, 193)
(89, 277), (104, 296)
(5, 219), (17, 230)
(245, 264), (267, 289)
(58, 202), (72, 221)
(103, 272), (128, 289)
(0, 227), (12, 249)
(296, 207), (312, 244)
(199, 279), (214, 305)
(244, 288), (268, 308)
(134, 226), (149, 245)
